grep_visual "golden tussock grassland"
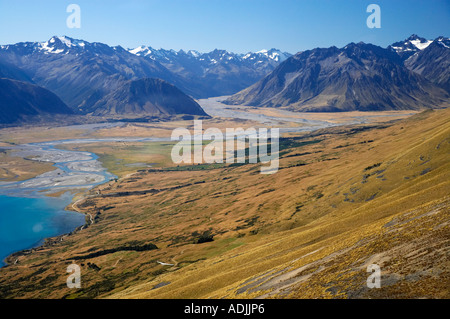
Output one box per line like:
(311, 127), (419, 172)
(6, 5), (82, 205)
(0, 108), (448, 299)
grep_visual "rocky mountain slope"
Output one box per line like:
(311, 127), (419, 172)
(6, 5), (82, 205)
(225, 41), (450, 112)
(404, 36), (450, 92)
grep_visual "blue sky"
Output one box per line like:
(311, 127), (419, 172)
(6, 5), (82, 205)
(0, 0), (449, 53)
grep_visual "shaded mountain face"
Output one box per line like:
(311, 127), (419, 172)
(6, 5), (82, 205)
(0, 60), (32, 83)
(86, 78), (208, 117)
(225, 42), (450, 112)
(0, 78), (73, 124)
(0, 36), (288, 111)
(404, 36), (450, 92)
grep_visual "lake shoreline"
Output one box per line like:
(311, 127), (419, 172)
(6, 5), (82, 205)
(0, 140), (118, 268)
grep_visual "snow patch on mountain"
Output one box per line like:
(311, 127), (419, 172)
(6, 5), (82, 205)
(129, 45), (153, 56)
(410, 39), (432, 50)
(255, 49), (291, 62)
(436, 36), (450, 49)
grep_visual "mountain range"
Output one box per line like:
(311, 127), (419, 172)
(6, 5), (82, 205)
(0, 36), (289, 112)
(225, 35), (450, 111)
(128, 46), (290, 98)
(0, 35), (449, 124)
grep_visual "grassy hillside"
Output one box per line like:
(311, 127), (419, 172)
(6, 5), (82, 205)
(0, 108), (448, 299)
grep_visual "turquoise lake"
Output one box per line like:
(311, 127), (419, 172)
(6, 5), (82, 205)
(0, 193), (85, 267)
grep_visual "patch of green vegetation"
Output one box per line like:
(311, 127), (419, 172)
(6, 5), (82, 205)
(202, 237), (246, 258)
(177, 258), (207, 267)
(165, 163), (228, 171)
(66, 279), (116, 299)
(278, 137), (323, 152)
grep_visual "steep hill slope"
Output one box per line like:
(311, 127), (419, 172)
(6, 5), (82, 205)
(87, 78), (208, 117)
(0, 78), (73, 124)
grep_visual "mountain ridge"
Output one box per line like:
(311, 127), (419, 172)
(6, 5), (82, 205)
(224, 36), (450, 112)
(1, 35), (448, 118)
(0, 36), (290, 108)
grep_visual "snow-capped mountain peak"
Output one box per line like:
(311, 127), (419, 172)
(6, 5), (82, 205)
(390, 34), (432, 53)
(37, 36), (87, 54)
(389, 34), (450, 62)
(187, 50), (201, 58)
(254, 48), (291, 62)
(388, 34), (441, 61)
(127, 45), (292, 65)
(241, 48), (291, 62)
